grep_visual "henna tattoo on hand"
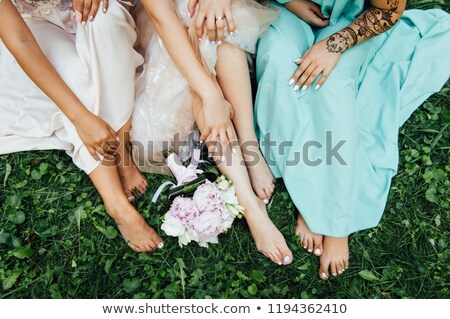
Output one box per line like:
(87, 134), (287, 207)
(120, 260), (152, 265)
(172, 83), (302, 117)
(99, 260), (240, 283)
(326, 0), (400, 54)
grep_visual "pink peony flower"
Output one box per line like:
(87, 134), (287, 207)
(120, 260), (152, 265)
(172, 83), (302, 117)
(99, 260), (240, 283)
(193, 209), (224, 246)
(168, 197), (199, 228)
(193, 180), (222, 212)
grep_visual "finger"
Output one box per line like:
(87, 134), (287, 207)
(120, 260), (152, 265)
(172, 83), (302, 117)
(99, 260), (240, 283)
(102, 0), (108, 14)
(310, 5), (329, 20)
(207, 131), (219, 156)
(224, 7), (236, 34)
(94, 145), (107, 159)
(315, 70), (330, 90)
(216, 16), (225, 43)
(226, 127), (238, 155)
(294, 48), (311, 65)
(89, 0), (100, 21)
(219, 130), (228, 161)
(295, 64), (319, 91)
(107, 125), (118, 142)
(290, 60), (312, 89)
(303, 65), (322, 91)
(206, 13), (217, 42)
(82, 0), (92, 25)
(200, 126), (211, 143)
(73, 1), (83, 23)
(89, 147), (101, 162)
(187, 0), (198, 19)
(194, 10), (206, 38)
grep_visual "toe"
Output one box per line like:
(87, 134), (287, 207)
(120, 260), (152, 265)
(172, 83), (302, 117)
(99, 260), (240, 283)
(263, 187), (273, 200)
(306, 237), (313, 253)
(344, 259), (349, 270)
(337, 260), (345, 275)
(301, 235), (308, 250)
(256, 189), (267, 201)
(313, 239), (323, 257)
(280, 248), (293, 265)
(330, 261), (338, 277)
(269, 252), (282, 266)
(318, 260), (330, 281)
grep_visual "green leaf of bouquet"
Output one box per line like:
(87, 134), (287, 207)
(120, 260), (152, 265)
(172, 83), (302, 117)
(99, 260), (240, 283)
(358, 270), (379, 281)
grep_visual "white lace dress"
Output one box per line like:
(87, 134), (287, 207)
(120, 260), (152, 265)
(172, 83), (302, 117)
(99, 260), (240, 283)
(131, 0), (278, 174)
(0, 0), (143, 174)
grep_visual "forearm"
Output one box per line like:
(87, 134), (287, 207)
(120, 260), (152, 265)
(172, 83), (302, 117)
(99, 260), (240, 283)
(326, 0), (406, 54)
(141, 0), (218, 99)
(0, 0), (90, 123)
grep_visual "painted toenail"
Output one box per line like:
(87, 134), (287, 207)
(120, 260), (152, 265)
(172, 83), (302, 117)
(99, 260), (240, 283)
(338, 270), (343, 275)
(307, 249), (313, 253)
(284, 256), (290, 263)
(158, 242), (164, 249)
(321, 272), (327, 279)
(128, 196), (135, 201)
(332, 273), (337, 277)
(277, 261), (282, 266)
(314, 248), (321, 255)
(263, 199), (269, 205)
(303, 246), (307, 249)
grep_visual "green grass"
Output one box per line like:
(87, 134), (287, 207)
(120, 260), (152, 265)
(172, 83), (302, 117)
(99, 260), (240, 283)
(1, 1), (449, 299)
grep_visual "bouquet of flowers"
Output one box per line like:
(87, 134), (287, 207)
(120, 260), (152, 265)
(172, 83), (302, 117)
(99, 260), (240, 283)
(153, 145), (245, 248)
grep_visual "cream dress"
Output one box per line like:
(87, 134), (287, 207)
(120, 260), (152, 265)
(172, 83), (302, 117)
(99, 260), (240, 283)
(0, 0), (143, 174)
(131, 0), (278, 175)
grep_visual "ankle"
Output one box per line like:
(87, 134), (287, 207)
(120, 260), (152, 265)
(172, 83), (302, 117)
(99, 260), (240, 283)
(104, 197), (134, 220)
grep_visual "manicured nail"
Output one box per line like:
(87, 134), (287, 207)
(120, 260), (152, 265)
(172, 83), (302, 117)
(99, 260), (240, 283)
(323, 15), (330, 19)
(293, 85), (299, 91)
(315, 84), (321, 90)
(284, 256), (290, 263)
(211, 41), (216, 44)
(232, 147), (237, 154)
(321, 272), (327, 279)
(217, 40), (223, 45)
(314, 248), (321, 255)
(302, 85), (308, 91)
(158, 242), (164, 249)
(294, 58), (302, 63)
(221, 156), (226, 162)
(89, 16), (94, 21)
(103, 8), (107, 13)
(288, 79), (295, 85)
(229, 32), (234, 37)
(115, 136), (120, 142)
(200, 140), (204, 144)
(82, 21), (86, 26)
(263, 199), (269, 205)
(208, 153), (213, 158)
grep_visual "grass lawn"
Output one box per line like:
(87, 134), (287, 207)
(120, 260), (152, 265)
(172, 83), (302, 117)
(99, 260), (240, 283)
(0, 0), (449, 299)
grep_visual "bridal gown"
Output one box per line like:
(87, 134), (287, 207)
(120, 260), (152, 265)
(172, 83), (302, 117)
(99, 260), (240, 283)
(130, 0), (278, 175)
(0, 0), (143, 174)
(255, 0), (450, 237)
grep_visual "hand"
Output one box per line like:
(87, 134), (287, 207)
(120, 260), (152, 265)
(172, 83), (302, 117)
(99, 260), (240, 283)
(73, 0), (108, 25)
(74, 113), (119, 161)
(195, 92), (237, 159)
(289, 38), (341, 91)
(188, 0), (236, 43)
(284, 0), (329, 28)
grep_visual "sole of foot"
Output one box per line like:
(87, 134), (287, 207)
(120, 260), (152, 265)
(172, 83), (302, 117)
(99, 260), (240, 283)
(295, 213), (323, 256)
(318, 236), (349, 280)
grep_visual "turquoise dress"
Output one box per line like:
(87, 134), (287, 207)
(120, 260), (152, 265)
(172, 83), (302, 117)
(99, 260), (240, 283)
(255, 0), (450, 237)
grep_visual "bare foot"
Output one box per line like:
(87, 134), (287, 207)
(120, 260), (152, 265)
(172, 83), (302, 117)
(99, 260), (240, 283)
(117, 158), (148, 202)
(107, 201), (163, 253)
(318, 236), (349, 280)
(295, 214), (323, 256)
(245, 199), (292, 265)
(242, 142), (276, 201)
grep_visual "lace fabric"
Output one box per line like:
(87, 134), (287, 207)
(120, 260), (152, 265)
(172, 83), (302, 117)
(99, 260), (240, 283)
(13, 0), (71, 18)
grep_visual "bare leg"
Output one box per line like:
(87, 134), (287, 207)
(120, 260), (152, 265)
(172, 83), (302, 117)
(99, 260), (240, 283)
(215, 43), (275, 201)
(318, 236), (349, 280)
(295, 213), (323, 256)
(193, 94), (292, 265)
(115, 118), (148, 201)
(89, 159), (163, 252)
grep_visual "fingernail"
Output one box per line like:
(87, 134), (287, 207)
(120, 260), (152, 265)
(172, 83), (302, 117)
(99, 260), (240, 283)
(158, 242), (164, 249)
(321, 272), (327, 279)
(72, 11), (76, 17)
(103, 8), (107, 13)
(323, 15), (330, 18)
(288, 79), (295, 85)
(200, 140), (204, 144)
(283, 256), (290, 263)
(232, 147), (237, 154)
(221, 156), (226, 162)
(82, 21), (86, 26)
(188, 13), (191, 19)
(208, 153), (213, 158)
(263, 199), (269, 205)
(315, 84), (321, 90)
(115, 136), (120, 142)
(198, 38), (202, 41)
(302, 85), (308, 91)
(314, 248), (321, 255)
(293, 85), (299, 91)
(229, 32), (234, 37)
(211, 41), (216, 44)
(89, 16), (94, 21)
(217, 40), (223, 45)
(294, 58), (302, 63)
